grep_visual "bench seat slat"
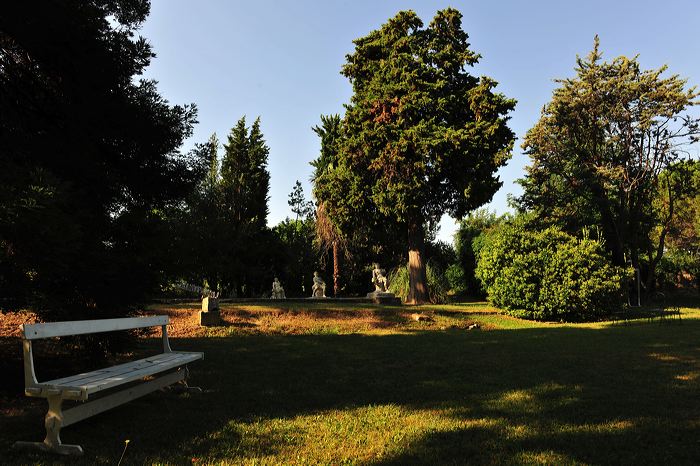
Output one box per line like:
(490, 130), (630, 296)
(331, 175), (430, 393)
(37, 351), (202, 396)
(22, 316), (169, 340)
(49, 352), (189, 386)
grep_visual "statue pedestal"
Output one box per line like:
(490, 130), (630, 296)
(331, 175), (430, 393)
(366, 291), (401, 305)
(199, 310), (221, 326)
(199, 297), (221, 326)
(202, 297), (219, 312)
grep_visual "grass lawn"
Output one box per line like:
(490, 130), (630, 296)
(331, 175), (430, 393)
(1, 300), (700, 464)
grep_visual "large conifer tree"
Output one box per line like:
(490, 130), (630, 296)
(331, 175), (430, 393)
(221, 116), (270, 227)
(218, 116), (272, 295)
(316, 9), (516, 303)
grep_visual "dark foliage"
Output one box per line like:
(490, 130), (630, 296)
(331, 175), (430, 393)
(0, 0), (205, 325)
(170, 118), (275, 298)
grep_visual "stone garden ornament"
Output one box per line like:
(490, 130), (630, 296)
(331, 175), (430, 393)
(367, 263), (400, 304)
(271, 277), (286, 299)
(311, 272), (327, 298)
(371, 263), (389, 292)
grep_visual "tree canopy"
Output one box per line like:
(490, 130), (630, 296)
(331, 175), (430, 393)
(518, 37), (699, 289)
(314, 8), (516, 303)
(0, 0), (205, 316)
(221, 116), (271, 229)
(173, 117), (275, 297)
(654, 160), (700, 289)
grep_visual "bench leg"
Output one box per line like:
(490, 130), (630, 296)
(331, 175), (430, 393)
(179, 380), (203, 394)
(13, 394), (83, 456)
(171, 366), (202, 394)
(185, 365), (202, 393)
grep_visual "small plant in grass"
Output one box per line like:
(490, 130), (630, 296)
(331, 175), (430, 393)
(476, 222), (628, 321)
(117, 439), (130, 466)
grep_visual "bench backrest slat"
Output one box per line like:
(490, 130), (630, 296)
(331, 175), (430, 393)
(22, 316), (169, 340)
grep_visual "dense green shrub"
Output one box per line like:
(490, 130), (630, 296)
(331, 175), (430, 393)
(453, 209), (504, 298)
(445, 263), (466, 295)
(476, 223), (628, 321)
(389, 262), (449, 304)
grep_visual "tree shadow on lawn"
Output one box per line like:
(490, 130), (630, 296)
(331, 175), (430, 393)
(2, 321), (700, 464)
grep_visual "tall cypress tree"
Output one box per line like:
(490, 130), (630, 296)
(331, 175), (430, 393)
(248, 117), (271, 228)
(220, 116), (270, 226)
(221, 117), (250, 223)
(218, 116), (272, 295)
(205, 133), (220, 190)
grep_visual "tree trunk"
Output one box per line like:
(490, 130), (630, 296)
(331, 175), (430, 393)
(589, 179), (626, 266)
(333, 241), (340, 297)
(646, 179), (675, 293)
(407, 220), (427, 304)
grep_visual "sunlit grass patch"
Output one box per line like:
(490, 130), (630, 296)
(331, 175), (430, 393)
(675, 372), (699, 382)
(485, 383), (582, 416)
(202, 405), (464, 465)
(514, 450), (574, 465)
(649, 352), (683, 362)
(557, 419), (635, 435)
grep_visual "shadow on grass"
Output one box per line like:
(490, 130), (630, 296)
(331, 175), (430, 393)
(1, 319), (700, 464)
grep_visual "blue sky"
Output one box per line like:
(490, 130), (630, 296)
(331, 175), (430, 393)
(139, 0), (700, 243)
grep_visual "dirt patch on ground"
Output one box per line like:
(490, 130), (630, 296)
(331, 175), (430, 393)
(0, 311), (39, 337)
(135, 307), (205, 337)
(0, 305), (400, 413)
(133, 305), (417, 336)
(0, 306), (490, 340)
(0, 308), (207, 339)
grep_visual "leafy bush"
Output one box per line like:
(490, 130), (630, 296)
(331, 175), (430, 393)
(453, 209), (504, 298)
(389, 262), (450, 304)
(657, 249), (699, 292)
(445, 263), (466, 295)
(476, 223), (627, 321)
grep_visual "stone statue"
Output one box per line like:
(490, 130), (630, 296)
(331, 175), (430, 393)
(271, 277), (286, 299)
(311, 272), (326, 298)
(366, 262), (399, 304)
(371, 263), (389, 292)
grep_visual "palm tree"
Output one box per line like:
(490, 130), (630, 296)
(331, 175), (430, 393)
(311, 114), (345, 296)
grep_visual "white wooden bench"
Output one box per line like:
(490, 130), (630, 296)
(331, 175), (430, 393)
(12, 316), (203, 455)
